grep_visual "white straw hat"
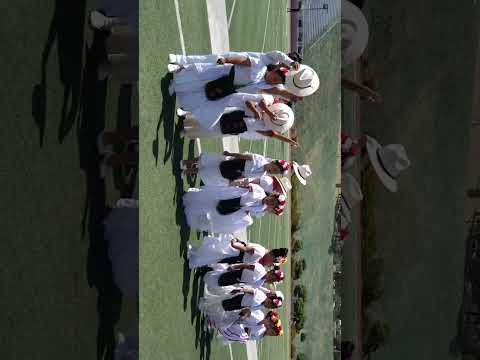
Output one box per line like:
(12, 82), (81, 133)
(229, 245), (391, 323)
(340, 173), (363, 223)
(365, 135), (411, 192)
(284, 64), (320, 97)
(341, 0), (369, 67)
(271, 176), (291, 197)
(263, 103), (295, 133)
(292, 162), (312, 185)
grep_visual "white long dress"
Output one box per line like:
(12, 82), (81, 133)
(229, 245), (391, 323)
(203, 263), (268, 294)
(199, 287), (268, 326)
(171, 56), (284, 115)
(217, 323), (266, 344)
(184, 93), (275, 139)
(198, 152), (270, 186)
(182, 184), (267, 233)
(171, 51), (294, 68)
(188, 234), (267, 269)
(201, 292), (266, 329)
(104, 199), (139, 296)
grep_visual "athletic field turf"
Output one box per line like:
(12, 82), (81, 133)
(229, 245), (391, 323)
(140, 1), (291, 359)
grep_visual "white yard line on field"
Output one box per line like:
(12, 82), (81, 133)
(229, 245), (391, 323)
(261, 0), (271, 52)
(228, 0), (237, 29)
(173, 0), (186, 55)
(205, 2), (256, 358)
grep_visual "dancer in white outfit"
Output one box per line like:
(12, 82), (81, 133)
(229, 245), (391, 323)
(202, 263), (285, 294)
(181, 151), (290, 186)
(199, 287), (285, 329)
(168, 51), (299, 71)
(168, 52), (303, 106)
(182, 183), (287, 233)
(187, 234), (288, 268)
(215, 310), (283, 344)
(180, 93), (298, 147)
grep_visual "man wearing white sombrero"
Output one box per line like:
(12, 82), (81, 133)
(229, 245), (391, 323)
(365, 135), (411, 192)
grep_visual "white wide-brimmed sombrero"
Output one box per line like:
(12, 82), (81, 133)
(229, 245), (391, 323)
(341, 0), (369, 67)
(340, 173), (363, 223)
(263, 103), (295, 133)
(271, 176), (291, 197)
(365, 135), (410, 193)
(292, 162), (312, 185)
(284, 64), (320, 97)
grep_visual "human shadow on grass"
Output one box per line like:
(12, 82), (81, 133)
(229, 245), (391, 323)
(189, 268), (212, 360)
(77, 32), (124, 360)
(113, 85), (138, 197)
(32, 0), (87, 146)
(152, 74), (175, 166)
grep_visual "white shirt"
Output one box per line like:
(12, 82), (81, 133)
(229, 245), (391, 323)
(243, 243), (267, 264)
(241, 288), (267, 308)
(240, 183), (267, 217)
(240, 263), (267, 287)
(244, 153), (270, 178)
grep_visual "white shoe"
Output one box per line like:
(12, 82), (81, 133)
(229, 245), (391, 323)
(187, 244), (193, 259)
(168, 83), (175, 96)
(180, 161), (187, 170)
(168, 53), (177, 64)
(167, 64), (181, 73)
(176, 108), (188, 117)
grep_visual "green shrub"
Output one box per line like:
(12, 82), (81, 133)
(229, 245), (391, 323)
(294, 285), (307, 300)
(292, 239), (304, 253)
(296, 353), (306, 360)
(300, 333), (307, 342)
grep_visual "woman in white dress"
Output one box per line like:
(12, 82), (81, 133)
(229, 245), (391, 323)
(199, 287), (284, 329)
(203, 263), (285, 294)
(180, 93), (298, 147)
(182, 183), (287, 233)
(168, 52), (303, 109)
(181, 151), (289, 186)
(187, 234), (288, 269)
(168, 51), (300, 71)
(215, 310), (283, 344)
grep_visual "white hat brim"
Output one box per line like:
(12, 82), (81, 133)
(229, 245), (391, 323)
(263, 104), (294, 133)
(293, 163), (307, 185)
(340, 197), (352, 223)
(341, 0), (369, 66)
(272, 176), (288, 197)
(365, 135), (398, 192)
(284, 65), (320, 97)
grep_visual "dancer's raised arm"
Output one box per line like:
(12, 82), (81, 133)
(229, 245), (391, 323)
(256, 130), (299, 148)
(217, 56), (251, 66)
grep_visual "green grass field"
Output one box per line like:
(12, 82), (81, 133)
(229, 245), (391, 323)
(2, 0), (138, 358)
(140, 1), (292, 359)
(289, 23), (341, 359)
(341, 1), (480, 359)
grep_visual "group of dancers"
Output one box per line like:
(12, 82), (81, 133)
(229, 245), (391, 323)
(166, 50), (319, 343)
